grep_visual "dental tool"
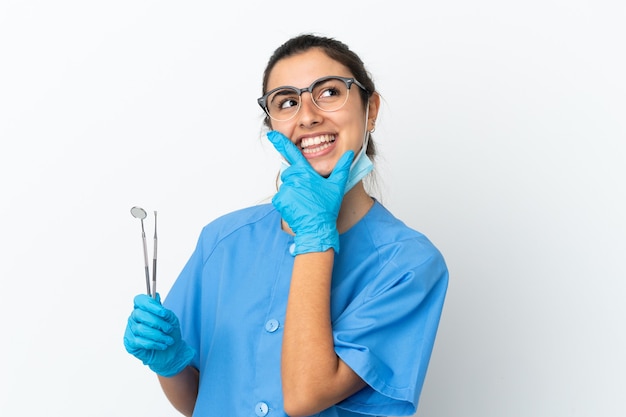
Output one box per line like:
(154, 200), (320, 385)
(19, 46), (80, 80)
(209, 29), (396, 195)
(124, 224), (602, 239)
(152, 211), (158, 299)
(130, 206), (155, 297)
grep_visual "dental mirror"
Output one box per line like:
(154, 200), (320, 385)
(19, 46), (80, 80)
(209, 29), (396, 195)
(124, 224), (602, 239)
(130, 206), (151, 296)
(130, 206), (147, 220)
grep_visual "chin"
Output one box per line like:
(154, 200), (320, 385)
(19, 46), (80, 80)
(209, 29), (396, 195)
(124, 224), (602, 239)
(309, 157), (340, 178)
(312, 166), (333, 178)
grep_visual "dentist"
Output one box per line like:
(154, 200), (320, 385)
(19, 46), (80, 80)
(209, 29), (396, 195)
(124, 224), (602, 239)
(124, 33), (448, 417)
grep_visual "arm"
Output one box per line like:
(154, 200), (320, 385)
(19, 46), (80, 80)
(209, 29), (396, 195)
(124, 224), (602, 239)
(266, 131), (362, 415)
(158, 367), (200, 417)
(281, 250), (366, 417)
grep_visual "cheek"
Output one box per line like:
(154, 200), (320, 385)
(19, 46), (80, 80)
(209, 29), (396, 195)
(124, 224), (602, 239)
(339, 115), (366, 144)
(342, 103), (367, 130)
(270, 125), (295, 140)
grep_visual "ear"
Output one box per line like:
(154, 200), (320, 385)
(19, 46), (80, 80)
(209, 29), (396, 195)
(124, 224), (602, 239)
(367, 92), (381, 131)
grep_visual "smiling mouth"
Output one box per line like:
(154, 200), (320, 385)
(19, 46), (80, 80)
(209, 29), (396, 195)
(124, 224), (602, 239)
(300, 134), (336, 154)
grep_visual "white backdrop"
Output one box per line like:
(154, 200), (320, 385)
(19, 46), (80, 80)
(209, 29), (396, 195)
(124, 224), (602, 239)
(1, 1), (624, 416)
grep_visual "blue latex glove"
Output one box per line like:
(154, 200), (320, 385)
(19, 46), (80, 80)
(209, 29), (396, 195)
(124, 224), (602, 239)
(267, 130), (354, 254)
(123, 293), (195, 377)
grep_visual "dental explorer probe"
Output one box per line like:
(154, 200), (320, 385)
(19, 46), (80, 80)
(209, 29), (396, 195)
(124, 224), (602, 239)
(152, 211), (157, 299)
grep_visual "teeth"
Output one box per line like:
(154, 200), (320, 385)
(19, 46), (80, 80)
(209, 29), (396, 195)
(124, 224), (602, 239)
(301, 134), (334, 149)
(302, 141), (332, 154)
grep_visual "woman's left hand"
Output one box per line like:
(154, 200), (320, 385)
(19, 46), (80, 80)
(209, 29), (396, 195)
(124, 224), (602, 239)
(267, 130), (353, 255)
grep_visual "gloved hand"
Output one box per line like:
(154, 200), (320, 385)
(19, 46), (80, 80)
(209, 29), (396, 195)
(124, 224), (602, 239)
(123, 293), (195, 377)
(267, 130), (354, 255)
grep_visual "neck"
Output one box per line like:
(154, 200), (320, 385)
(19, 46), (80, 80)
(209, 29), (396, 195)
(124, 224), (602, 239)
(336, 181), (374, 233)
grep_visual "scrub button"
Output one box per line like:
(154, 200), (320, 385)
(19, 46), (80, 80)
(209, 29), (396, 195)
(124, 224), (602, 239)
(289, 243), (296, 256)
(255, 401), (269, 416)
(265, 319), (280, 333)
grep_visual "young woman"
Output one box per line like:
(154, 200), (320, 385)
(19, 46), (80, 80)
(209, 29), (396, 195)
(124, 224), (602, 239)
(124, 34), (449, 417)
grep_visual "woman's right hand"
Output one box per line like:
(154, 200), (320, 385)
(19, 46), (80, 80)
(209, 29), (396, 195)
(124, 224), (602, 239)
(267, 130), (353, 255)
(123, 293), (195, 377)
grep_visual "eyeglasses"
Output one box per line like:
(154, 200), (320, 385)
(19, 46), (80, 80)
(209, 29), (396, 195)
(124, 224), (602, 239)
(258, 76), (368, 122)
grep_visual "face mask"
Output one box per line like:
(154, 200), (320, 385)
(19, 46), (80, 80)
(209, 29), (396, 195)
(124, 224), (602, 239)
(344, 133), (373, 193)
(278, 132), (373, 195)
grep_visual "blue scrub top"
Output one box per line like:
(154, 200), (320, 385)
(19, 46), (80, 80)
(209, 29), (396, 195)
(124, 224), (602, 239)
(164, 201), (448, 417)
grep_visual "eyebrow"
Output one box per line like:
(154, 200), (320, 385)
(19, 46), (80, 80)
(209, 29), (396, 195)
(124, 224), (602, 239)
(268, 87), (297, 100)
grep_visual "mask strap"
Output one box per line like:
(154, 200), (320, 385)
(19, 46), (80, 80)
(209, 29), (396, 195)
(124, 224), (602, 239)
(350, 106), (370, 170)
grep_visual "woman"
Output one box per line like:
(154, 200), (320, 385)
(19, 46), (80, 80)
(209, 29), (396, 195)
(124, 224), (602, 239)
(124, 33), (449, 417)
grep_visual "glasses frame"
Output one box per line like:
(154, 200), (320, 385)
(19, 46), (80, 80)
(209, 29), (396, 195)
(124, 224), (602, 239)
(257, 75), (368, 122)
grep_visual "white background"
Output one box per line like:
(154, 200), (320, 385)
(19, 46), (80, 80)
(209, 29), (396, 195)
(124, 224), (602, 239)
(1, 1), (624, 416)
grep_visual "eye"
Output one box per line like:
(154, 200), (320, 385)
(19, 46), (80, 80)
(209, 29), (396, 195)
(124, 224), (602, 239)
(319, 87), (340, 99)
(269, 89), (300, 112)
(278, 97), (299, 110)
(314, 80), (345, 103)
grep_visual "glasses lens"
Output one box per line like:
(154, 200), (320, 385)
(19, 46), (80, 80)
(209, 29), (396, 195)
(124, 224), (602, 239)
(311, 77), (350, 112)
(266, 88), (300, 121)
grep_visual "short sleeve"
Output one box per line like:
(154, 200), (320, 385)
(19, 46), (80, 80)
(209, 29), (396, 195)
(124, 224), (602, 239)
(333, 242), (449, 416)
(163, 230), (209, 370)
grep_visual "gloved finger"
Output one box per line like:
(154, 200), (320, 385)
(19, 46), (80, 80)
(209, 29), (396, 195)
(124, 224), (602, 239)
(329, 150), (354, 183)
(127, 335), (172, 352)
(267, 130), (307, 166)
(125, 317), (174, 348)
(278, 162), (312, 188)
(133, 293), (164, 313)
(133, 293), (179, 326)
(124, 331), (171, 352)
(130, 307), (174, 333)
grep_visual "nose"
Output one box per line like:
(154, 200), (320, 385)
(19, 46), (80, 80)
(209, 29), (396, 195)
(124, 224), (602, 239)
(296, 91), (322, 127)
